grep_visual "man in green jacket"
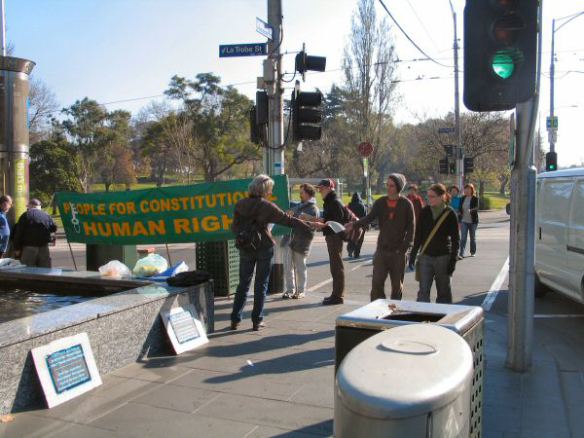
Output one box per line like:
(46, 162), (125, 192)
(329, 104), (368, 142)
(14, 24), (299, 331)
(346, 173), (415, 301)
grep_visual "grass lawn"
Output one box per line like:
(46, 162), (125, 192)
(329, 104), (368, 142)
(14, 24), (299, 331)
(481, 192), (509, 210)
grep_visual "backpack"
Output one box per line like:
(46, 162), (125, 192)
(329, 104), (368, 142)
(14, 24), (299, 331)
(341, 205), (362, 243)
(234, 219), (262, 252)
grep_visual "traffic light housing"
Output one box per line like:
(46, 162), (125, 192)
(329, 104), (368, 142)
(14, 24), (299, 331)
(464, 157), (475, 173)
(463, 0), (538, 111)
(545, 151), (557, 171)
(295, 51), (326, 74)
(439, 158), (449, 174)
(291, 90), (323, 141)
(449, 162), (456, 175)
(255, 91), (268, 125)
(250, 91), (269, 145)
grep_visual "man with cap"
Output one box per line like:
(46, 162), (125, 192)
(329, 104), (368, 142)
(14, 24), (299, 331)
(346, 173), (415, 301)
(13, 198), (58, 268)
(316, 178), (346, 305)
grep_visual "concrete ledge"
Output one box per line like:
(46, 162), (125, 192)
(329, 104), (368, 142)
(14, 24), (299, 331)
(0, 269), (214, 415)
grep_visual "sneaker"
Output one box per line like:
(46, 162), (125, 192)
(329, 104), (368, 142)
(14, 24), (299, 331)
(282, 291), (294, 299)
(470, 253), (476, 257)
(348, 251), (353, 258)
(230, 321), (239, 330)
(457, 255), (464, 260)
(252, 321), (265, 331)
(322, 295), (344, 305)
(293, 291), (305, 299)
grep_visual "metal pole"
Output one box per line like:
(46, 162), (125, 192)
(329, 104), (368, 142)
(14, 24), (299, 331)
(506, 1), (542, 372)
(450, 0), (463, 189)
(0, 0), (6, 56)
(266, 0), (284, 294)
(549, 19), (555, 153)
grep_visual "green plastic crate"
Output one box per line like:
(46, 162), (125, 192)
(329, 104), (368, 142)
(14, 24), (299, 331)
(196, 240), (239, 296)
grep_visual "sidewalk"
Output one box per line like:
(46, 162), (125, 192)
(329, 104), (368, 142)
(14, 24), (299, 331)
(0, 291), (579, 437)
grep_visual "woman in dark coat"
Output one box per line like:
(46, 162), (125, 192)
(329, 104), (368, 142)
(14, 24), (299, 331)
(230, 175), (319, 331)
(458, 183), (479, 259)
(410, 183), (460, 303)
(347, 192), (367, 258)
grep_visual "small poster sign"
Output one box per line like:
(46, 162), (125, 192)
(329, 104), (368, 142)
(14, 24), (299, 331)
(31, 333), (102, 408)
(160, 305), (208, 354)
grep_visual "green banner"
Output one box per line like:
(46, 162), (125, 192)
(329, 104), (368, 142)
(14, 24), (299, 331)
(56, 175), (290, 245)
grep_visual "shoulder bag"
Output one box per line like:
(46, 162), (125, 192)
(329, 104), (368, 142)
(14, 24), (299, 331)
(415, 209), (450, 282)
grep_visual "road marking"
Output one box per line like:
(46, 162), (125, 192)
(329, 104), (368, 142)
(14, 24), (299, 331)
(482, 256), (509, 311)
(307, 259), (372, 292)
(534, 314), (584, 319)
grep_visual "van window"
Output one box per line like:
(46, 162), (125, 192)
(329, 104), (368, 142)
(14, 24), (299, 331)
(541, 181), (573, 222)
(571, 182), (584, 226)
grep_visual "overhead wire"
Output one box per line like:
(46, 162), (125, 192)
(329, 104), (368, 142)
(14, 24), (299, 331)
(377, 0), (453, 68)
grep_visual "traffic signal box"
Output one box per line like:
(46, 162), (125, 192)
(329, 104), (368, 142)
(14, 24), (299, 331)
(545, 151), (557, 171)
(291, 90), (323, 141)
(464, 0), (538, 111)
(250, 91), (268, 144)
(439, 158), (450, 175)
(464, 157), (474, 173)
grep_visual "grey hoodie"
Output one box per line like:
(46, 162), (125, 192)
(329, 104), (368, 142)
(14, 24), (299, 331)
(289, 198), (319, 255)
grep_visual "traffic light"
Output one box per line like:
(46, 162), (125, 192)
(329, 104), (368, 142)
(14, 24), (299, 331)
(291, 90), (323, 141)
(295, 51), (326, 74)
(449, 162), (456, 175)
(255, 91), (268, 125)
(545, 151), (557, 171)
(464, 157), (475, 173)
(439, 158), (449, 174)
(463, 0), (538, 111)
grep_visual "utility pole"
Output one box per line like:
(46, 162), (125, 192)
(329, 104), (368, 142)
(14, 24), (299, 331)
(449, 0), (463, 189)
(265, 0), (284, 293)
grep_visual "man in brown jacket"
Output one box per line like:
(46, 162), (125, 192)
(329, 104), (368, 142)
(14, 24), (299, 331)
(346, 173), (415, 301)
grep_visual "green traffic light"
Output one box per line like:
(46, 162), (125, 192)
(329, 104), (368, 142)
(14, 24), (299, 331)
(491, 51), (515, 79)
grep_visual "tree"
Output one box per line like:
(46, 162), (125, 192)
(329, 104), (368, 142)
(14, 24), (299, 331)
(29, 139), (82, 212)
(61, 98), (108, 192)
(28, 77), (59, 144)
(341, 0), (398, 191)
(165, 73), (260, 181)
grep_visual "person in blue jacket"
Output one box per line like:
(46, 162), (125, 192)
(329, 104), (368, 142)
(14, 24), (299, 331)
(0, 195), (12, 258)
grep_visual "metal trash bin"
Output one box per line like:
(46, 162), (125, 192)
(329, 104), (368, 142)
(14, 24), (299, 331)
(336, 300), (484, 438)
(335, 324), (473, 438)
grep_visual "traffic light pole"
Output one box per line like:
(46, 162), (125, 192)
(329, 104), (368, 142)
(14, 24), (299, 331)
(449, 0), (464, 189)
(265, 0), (284, 294)
(506, 4), (542, 372)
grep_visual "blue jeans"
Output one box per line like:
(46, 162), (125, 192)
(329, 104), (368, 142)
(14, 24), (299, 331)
(460, 222), (477, 256)
(230, 246), (274, 325)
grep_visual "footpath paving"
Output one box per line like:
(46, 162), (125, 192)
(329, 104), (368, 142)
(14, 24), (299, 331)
(1, 293), (581, 437)
(1, 209), (583, 437)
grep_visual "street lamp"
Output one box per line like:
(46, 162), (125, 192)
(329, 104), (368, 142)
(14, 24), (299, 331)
(549, 11), (584, 154)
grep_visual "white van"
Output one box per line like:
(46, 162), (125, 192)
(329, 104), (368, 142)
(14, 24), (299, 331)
(535, 168), (584, 303)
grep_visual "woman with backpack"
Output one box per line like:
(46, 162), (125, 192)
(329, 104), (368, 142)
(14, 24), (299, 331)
(410, 183), (460, 303)
(230, 175), (320, 331)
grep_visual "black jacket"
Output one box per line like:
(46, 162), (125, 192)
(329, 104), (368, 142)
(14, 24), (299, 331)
(348, 193), (367, 218)
(411, 206), (459, 259)
(13, 208), (57, 249)
(459, 195), (479, 224)
(322, 191), (345, 236)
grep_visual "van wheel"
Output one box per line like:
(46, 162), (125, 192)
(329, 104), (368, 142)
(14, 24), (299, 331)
(505, 202), (511, 215)
(534, 273), (549, 298)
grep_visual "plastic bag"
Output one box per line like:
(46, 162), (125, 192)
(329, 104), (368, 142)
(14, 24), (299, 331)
(98, 260), (132, 279)
(148, 261), (189, 281)
(133, 254), (169, 277)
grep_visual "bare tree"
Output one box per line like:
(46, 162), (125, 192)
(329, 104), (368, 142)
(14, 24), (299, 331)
(341, 0), (398, 190)
(28, 77), (59, 144)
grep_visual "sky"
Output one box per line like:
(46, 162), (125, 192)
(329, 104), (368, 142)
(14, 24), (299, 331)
(6, 0), (584, 167)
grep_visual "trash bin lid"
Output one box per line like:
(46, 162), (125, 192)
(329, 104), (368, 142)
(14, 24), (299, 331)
(336, 323), (473, 420)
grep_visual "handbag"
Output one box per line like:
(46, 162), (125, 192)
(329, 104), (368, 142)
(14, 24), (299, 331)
(415, 209), (450, 282)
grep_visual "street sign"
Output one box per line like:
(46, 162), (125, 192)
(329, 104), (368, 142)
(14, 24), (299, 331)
(219, 43), (268, 58)
(548, 130), (557, 144)
(546, 116), (558, 130)
(358, 142), (374, 157)
(438, 127), (455, 134)
(256, 17), (273, 40)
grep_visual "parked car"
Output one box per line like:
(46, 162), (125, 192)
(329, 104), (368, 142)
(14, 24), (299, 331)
(534, 168), (584, 303)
